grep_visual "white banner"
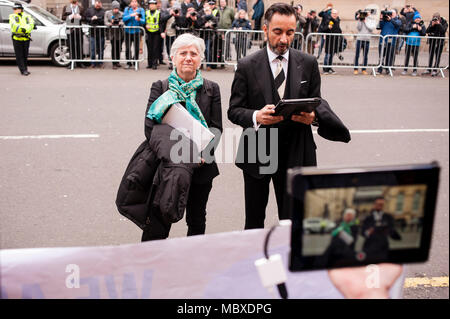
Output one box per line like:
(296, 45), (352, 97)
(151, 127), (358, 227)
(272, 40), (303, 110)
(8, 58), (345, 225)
(0, 226), (404, 299)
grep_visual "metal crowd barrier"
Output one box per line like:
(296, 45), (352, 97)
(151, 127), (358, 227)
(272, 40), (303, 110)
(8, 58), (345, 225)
(305, 32), (383, 76)
(381, 34), (448, 77)
(59, 25), (147, 71)
(223, 30), (304, 67)
(305, 32), (448, 77)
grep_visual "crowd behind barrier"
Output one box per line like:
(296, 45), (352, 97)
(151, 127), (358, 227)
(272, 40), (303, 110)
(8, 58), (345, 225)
(49, 0), (449, 77)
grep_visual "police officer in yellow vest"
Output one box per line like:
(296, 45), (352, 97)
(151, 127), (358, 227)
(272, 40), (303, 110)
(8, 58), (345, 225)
(145, 0), (162, 69)
(9, 2), (34, 75)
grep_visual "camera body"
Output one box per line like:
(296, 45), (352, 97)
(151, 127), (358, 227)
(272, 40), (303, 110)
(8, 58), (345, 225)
(381, 9), (393, 21)
(112, 15), (121, 25)
(173, 8), (180, 14)
(432, 17), (439, 22)
(356, 9), (368, 20)
(190, 11), (197, 17)
(414, 20), (424, 27)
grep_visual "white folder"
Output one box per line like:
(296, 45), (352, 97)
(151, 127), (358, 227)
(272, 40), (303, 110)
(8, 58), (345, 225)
(162, 103), (215, 152)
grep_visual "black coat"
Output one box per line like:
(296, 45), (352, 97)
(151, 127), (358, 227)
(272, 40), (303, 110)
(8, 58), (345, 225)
(116, 77), (222, 229)
(361, 211), (402, 260)
(116, 124), (198, 229)
(145, 78), (223, 184)
(228, 48), (350, 178)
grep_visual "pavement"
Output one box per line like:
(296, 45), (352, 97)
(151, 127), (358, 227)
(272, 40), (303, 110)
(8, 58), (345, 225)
(0, 60), (448, 299)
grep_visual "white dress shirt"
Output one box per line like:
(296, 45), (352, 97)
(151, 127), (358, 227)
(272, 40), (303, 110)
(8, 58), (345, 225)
(252, 47), (290, 130)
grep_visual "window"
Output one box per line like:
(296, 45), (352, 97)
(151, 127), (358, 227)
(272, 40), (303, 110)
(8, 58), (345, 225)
(412, 191), (422, 213)
(396, 192), (404, 214)
(0, 5), (14, 23)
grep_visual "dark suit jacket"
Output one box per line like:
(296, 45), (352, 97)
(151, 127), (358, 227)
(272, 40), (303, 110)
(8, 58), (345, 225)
(228, 48), (350, 178)
(145, 78), (223, 184)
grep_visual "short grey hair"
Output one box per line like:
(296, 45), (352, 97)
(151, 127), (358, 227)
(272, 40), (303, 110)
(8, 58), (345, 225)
(170, 33), (205, 61)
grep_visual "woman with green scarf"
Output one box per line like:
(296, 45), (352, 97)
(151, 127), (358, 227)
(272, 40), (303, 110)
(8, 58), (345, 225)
(142, 33), (223, 241)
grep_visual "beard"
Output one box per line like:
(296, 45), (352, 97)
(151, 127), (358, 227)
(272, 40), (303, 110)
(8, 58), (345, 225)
(269, 41), (289, 55)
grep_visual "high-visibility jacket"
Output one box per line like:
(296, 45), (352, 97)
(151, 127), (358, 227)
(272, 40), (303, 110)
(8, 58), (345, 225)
(9, 12), (34, 41)
(145, 10), (160, 32)
(212, 9), (219, 17)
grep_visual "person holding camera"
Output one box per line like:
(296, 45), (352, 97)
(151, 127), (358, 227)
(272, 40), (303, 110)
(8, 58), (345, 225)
(85, 0), (106, 68)
(376, 8), (401, 75)
(424, 13), (448, 76)
(199, 1), (219, 71)
(353, 9), (374, 75)
(402, 11), (426, 76)
(180, 4), (204, 35)
(303, 10), (319, 55)
(322, 9), (341, 74)
(123, 0), (145, 69)
(144, 0), (162, 69)
(160, 0), (182, 69)
(105, 1), (124, 69)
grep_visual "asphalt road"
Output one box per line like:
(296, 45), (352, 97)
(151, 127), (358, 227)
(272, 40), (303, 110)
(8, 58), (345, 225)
(0, 60), (448, 298)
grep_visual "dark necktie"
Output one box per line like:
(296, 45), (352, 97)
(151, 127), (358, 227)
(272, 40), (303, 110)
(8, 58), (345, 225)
(274, 55), (286, 98)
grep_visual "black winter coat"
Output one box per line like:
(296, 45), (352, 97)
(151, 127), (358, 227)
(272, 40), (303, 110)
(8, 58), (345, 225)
(116, 124), (199, 229)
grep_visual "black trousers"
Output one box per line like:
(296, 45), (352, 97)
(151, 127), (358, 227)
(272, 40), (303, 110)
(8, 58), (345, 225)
(125, 32), (140, 65)
(68, 28), (84, 60)
(141, 181), (213, 241)
(111, 38), (123, 63)
(404, 44), (420, 71)
(428, 39), (445, 69)
(12, 39), (30, 73)
(145, 31), (161, 67)
(243, 167), (289, 230)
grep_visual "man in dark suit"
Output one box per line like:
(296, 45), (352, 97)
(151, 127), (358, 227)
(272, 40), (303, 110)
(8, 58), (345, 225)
(227, 3), (350, 230)
(362, 197), (402, 260)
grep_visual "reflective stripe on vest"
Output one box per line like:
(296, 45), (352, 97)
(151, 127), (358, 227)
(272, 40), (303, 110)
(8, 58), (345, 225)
(212, 9), (218, 17)
(145, 10), (160, 32)
(9, 13), (33, 41)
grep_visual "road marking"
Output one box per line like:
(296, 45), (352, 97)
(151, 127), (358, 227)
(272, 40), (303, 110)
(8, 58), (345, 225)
(313, 129), (449, 134)
(0, 134), (99, 140)
(404, 276), (449, 288)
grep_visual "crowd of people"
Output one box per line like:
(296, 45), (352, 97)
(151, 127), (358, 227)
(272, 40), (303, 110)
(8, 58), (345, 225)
(9, 0), (449, 76)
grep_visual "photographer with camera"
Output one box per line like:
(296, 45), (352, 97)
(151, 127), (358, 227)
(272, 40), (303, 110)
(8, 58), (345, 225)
(123, 0), (146, 69)
(160, 0), (182, 69)
(376, 8), (401, 75)
(85, 0), (106, 68)
(353, 9), (374, 75)
(402, 11), (426, 76)
(105, 1), (124, 69)
(199, 1), (219, 71)
(179, 4), (204, 35)
(424, 13), (448, 76)
(303, 10), (319, 55)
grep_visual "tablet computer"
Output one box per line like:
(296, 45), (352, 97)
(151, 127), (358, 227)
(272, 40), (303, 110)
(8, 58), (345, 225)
(273, 98), (321, 118)
(287, 162), (440, 271)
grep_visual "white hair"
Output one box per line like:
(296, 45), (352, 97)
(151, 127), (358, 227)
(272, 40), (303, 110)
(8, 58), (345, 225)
(170, 33), (205, 61)
(343, 208), (356, 218)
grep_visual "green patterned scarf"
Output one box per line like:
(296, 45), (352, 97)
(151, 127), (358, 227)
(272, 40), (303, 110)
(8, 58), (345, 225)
(147, 69), (208, 128)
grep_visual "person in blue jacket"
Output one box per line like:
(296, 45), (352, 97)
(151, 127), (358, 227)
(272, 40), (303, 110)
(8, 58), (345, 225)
(402, 11), (426, 76)
(376, 8), (402, 74)
(252, 0), (264, 31)
(123, 0), (145, 68)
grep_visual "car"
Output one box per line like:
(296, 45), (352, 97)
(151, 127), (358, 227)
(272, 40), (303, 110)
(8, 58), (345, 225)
(303, 217), (336, 234)
(0, 0), (69, 66)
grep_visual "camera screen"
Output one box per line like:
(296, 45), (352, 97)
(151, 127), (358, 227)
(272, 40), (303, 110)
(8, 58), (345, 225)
(302, 184), (426, 263)
(288, 162), (440, 271)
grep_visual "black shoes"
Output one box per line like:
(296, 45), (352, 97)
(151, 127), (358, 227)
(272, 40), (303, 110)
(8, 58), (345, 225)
(21, 71), (30, 76)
